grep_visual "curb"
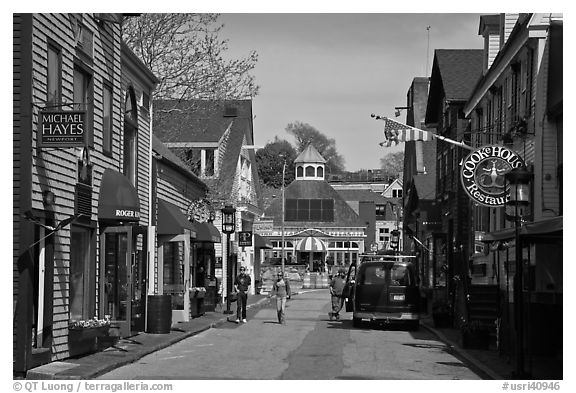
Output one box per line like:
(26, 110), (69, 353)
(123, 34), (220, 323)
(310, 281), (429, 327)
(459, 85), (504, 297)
(420, 322), (504, 380)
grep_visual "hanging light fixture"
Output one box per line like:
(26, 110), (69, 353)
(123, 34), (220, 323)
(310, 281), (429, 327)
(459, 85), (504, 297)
(504, 165), (533, 379)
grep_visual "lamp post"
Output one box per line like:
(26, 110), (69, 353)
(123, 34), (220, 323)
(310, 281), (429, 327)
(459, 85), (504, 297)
(221, 205), (236, 315)
(505, 166), (533, 379)
(390, 229), (400, 254)
(281, 157), (286, 275)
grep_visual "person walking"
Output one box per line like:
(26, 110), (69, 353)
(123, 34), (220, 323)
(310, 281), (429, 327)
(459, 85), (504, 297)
(234, 266), (251, 323)
(270, 270), (291, 324)
(329, 268), (346, 320)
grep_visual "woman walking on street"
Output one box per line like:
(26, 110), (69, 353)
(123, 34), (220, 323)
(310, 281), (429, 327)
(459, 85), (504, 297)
(270, 270), (291, 324)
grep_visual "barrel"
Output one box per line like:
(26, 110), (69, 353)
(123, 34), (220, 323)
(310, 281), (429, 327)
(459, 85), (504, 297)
(302, 273), (312, 289)
(318, 273), (329, 289)
(146, 295), (172, 334)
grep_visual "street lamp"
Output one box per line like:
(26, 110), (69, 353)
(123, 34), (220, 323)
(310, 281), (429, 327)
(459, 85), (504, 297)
(505, 166), (533, 379)
(390, 229), (400, 253)
(221, 205), (236, 315)
(281, 157), (286, 275)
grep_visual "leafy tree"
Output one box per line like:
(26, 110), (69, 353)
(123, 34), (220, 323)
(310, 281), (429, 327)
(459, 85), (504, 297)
(285, 121), (345, 174)
(255, 138), (297, 188)
(379, 151), (405, 180)
(122, 13), (259, 103)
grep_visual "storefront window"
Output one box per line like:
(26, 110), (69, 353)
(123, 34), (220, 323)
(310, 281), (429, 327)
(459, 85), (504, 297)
(70, 226), (93, 321)
(163, 242), (185, 310)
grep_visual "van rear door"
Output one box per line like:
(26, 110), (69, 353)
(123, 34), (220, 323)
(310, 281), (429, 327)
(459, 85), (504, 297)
(354, 262), (392, 312)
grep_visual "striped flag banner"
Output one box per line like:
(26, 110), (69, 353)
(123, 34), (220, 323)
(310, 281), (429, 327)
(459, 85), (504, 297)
(379, 117), (434, 147)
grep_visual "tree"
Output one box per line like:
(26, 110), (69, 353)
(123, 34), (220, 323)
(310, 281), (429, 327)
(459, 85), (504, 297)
(255, 138), (297, 188)
(379, 151), (405, 180)
(285, 121), (346, 174)
(122, 14), (259, 103)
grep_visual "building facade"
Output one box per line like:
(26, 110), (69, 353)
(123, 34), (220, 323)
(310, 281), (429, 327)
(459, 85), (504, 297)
(259, 145), (367, 276)
(425, 48), (484, 325)
(463, 13), (563, 361)
(13, 13), (157, 374)
(152, 99), (265, 303)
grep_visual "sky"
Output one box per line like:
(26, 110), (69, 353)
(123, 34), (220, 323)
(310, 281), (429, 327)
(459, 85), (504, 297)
(217, 13), (485, 171)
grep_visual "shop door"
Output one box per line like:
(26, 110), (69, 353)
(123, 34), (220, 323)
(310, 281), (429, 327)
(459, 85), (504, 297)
(100, 226), (148, 337)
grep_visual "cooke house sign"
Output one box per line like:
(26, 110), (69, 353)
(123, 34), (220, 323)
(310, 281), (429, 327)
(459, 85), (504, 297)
(460, 145), (525, 207)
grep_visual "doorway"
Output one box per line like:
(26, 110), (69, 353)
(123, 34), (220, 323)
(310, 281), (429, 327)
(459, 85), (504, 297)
(99, 226), (147, 337)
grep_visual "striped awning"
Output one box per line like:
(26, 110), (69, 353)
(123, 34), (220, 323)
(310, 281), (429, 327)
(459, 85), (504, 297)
(296, 237), (327, 252)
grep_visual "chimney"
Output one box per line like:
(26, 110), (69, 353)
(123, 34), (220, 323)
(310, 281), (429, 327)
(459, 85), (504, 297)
(479, 14), (501, 73)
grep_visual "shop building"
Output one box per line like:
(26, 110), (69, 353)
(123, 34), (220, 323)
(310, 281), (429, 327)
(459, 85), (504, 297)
(151, 135), (221, 324)
(152, 99), (264, 302)
(424, 48), (484, 326)
(463, 13), (563, 364)
(13, 13), (158, 375)
(401, 77), (442, 314)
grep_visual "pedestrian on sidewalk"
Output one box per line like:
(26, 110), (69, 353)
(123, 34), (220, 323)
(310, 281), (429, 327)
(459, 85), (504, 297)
(270, 270), (291, 324)
(234, 266), (251, 323)
(329, 268), (346, 320)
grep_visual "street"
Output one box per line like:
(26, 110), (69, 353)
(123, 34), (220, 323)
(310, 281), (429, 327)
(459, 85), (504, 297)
(98, 290), (482, 380)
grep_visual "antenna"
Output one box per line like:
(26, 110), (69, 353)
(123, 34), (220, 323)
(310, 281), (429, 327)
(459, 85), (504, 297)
(426, 26), (431, 77)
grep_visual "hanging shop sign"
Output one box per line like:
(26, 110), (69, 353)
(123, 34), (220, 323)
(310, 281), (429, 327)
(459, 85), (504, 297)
(238, 231), (253, 247)
(460, 145), (525, 207)
(38, 110), (87, 147)
(187, 198), (216, 223)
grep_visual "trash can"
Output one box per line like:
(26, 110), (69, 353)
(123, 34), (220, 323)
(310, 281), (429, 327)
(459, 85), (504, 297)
(255, 280), (263, 295)
(146, 295), (172, 334)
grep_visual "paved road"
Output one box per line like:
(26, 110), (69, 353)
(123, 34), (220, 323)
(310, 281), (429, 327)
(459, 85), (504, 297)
(98, 290), (481, 380)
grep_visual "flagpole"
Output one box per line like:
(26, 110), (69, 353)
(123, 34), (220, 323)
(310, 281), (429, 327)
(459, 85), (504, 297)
(371, 113), (474, 151)
(432, 133), (475, 151)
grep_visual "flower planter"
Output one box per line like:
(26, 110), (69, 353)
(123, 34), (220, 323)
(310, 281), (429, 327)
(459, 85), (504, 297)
(69, 326), (110, 341)
(68, 326), (110, 357)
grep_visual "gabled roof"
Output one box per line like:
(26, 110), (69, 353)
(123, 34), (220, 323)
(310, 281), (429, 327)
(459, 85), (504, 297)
(425, 49), (484, 124)
(153, 99), (253, 144)
(295, 144), (326, 164)
(153, 99), (261, 207)
(264, 180), (365, 227)
(152, 135), (207, 191)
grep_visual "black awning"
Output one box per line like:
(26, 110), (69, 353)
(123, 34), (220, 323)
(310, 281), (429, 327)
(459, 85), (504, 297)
(157, 199), (196, 236)
(98, 168), (140, 222)
(254, 233), (273, 249)
(193, 222), (221, 243)
(482, 216), (563, 242)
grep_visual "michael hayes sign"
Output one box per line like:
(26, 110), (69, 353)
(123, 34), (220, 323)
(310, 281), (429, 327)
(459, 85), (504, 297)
(38, 110), (86, 147)
(460, 145), (525, 207)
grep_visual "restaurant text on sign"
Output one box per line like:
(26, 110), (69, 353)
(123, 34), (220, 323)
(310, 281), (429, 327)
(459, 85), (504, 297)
(460, 145), (525, 207)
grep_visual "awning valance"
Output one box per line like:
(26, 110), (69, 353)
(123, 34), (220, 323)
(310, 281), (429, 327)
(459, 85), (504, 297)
(157, 199), (196, 236)
(254, 234), (273, 249)
(482, 216), (563, 242)
(296, 236), (327, 252)
(193, 222), (221, 243)
(98, 168), (140, 222)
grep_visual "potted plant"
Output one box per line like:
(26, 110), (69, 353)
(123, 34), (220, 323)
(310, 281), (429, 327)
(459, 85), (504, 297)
(460, 318), (491, 350)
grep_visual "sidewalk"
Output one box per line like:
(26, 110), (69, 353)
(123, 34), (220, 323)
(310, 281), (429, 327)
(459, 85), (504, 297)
(420, 314), (563, 380)
(26, 294), (272, 380)
(25, 292), (562, 380)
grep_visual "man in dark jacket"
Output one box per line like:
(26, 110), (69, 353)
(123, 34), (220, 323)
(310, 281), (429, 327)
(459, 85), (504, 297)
(234, 266), (251, 323)
(329, 268), (346, 320)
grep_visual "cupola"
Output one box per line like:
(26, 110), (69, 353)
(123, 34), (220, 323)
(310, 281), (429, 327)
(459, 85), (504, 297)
(294, 144), (327, 181)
